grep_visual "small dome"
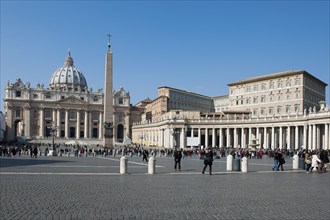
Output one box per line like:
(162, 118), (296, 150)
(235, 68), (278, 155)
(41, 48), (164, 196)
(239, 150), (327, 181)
(49, 51), (88, 90)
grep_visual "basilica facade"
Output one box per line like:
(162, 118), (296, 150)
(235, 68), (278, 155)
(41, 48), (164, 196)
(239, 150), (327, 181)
(4, 50), (140, 145)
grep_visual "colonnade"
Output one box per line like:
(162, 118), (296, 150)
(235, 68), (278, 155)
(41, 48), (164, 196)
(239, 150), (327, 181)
(38, 108), (103, 139)
(133, 122), (330, 150)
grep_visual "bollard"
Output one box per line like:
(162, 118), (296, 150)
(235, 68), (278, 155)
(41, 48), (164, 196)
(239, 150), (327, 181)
(292, 154), (299, 170)
(120, 156), (128, 174)
(227, 155), (233, 171)
(148, 156), (156, 174)
(241, 157), (248, 173)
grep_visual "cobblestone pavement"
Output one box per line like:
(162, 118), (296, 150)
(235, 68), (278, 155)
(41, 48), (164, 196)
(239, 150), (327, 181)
(0, 155), (329, 220)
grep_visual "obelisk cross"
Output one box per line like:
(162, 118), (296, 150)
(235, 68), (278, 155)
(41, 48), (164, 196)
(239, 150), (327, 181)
(107, 33), (111, 50)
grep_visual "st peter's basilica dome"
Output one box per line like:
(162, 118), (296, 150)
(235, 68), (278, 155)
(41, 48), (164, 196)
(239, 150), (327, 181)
(49, 51), (88, 90)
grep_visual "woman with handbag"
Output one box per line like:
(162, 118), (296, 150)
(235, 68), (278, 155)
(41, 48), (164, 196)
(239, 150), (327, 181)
(304, 152), (312, 173)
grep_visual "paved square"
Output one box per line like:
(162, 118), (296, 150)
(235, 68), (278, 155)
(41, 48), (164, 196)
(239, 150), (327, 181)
(1, 154), (329, 220)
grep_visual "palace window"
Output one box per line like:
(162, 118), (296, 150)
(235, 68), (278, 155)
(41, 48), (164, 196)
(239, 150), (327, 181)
(285, 105), (290, 113)
(45, 93), (51, 99)
(253, 108), (258, 116)
(294, 105), (299, 113)
(277, 81), (283, 88)
(261, 83), (266, 90)
(286, 79), (291, 87)
(45, 110), (52, 119)
(69, 111), (76, 120)
(269, 107), (274, 114)
(15, 109), (21, 117)
(16, 91), (21, 98)
(277, 106), (282, 114)
(294, 78), (300, 85)
(261, 96), (266, 103)
(253, 96), (258, 103)
(119, 98), (124, 104)
(92, 112), (99, 121)
(260, 108), (265, 115)
(269, 81), (274, 89)
(253, 84), (258, 91)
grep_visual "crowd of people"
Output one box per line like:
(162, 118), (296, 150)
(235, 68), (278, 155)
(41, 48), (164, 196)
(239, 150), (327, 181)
(0, 142), (329, 174)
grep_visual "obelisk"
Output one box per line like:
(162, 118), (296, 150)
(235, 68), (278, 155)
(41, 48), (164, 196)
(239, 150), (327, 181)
(103, 34), (114, 148)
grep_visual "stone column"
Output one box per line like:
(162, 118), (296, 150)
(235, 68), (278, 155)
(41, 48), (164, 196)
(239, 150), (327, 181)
(312, 124), (316, 150)
(295, 126), (299, 149)
(56, 109), (61, 137)
(170, 129), (174, 148)
(325, 123), (329, 150)
(219, 128), (223, 147)
(279, 127), (283, 149)
(205, 128), (208, 148)
(198, 128), (201, 147)
(65, 110), (69, 138)
(180, 127), (185, 148)
(226, 128), (230, 147)
(39, 108), (44, 138)
(233, 128), (237, 148)
(89, 111), (92, 139)
(328, 124), (330, 150)
(158, 129), (161, 147)
(99, 112), (103, 139)
(212, 128), (216, 147)
(241, 128), (245, 149)
(248, 127), (252, 146)
(84, 111), (88, 138)
(256, 127), (259, 143)
(52, 109), (56, 126)
(303, 124), (307, 150)
(76, 111), (80, 139)
(316, 124), (320, 150)
(263, 127), (267, 149)
(24, 106), (31, 137)
(271, 127), (275, 149)
(308, 124), (312, 150)
(287, 126), (291, 150)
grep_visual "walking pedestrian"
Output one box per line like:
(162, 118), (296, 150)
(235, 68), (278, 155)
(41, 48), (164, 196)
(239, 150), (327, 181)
(277, 150), (285, 171)
(141, 149), (149, 163)
(272, 150), (279, 171)
(310, 151), (321, 173)
(202, 148), (214, 175)
(304, 152), (312, 173)
(319, 149), (329, 172)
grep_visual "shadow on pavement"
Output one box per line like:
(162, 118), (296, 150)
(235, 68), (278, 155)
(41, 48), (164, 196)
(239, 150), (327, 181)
(0, 157), (70, 168)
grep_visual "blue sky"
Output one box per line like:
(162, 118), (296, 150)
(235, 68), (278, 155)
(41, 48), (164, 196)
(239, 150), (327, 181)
(1, 0), (329, 111)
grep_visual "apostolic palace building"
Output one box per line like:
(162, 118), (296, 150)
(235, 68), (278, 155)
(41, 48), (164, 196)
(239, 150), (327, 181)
(2, 41), (330, 151)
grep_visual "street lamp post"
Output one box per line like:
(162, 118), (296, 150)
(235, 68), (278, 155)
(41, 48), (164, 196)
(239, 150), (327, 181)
(48, 124), (58, 156)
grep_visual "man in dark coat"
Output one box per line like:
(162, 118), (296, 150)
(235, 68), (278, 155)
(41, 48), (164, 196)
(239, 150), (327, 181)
(202, 148), (214, 175)
(141, 149), (149, 163)
(174, 147), (182, 171)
